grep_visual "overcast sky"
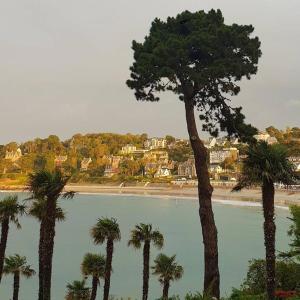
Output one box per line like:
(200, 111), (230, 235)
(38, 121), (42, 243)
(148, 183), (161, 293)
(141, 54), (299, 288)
(0, 0), (299, 144)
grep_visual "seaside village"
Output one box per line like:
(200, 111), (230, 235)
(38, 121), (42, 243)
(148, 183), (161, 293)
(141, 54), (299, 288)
(1, 131), (300, 186)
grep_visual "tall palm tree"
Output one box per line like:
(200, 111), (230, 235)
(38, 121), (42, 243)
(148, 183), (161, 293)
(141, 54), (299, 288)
(128, 223), (164, 300)
(28, 198), (66, 300)
(91, 217), (121, 300)
(65, 280), (90, 300)
(81, 253), (106, 300)
(152, 253), (183, 300)
(27, 170), (75, 300)
(233, 141), (298, 300)
(0, 195), (25, 283)
(3, 254), (35, 300)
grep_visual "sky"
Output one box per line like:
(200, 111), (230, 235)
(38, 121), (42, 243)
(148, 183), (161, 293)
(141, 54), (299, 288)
(0, 0), (299, 144)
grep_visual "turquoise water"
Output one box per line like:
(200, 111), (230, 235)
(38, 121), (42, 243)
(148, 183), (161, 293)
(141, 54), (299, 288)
(0, 193), (291, 300)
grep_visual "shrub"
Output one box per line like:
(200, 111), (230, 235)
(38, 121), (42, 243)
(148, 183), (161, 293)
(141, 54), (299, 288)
(241, 259), (300, 294)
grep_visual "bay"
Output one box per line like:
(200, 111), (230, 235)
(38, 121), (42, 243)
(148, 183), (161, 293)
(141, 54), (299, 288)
(0, 192), (291, 299)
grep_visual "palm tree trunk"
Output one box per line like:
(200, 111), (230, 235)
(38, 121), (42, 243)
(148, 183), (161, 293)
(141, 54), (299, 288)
(90, 276), (98, 300)
(38, 219), (45, 300)
(42, 198), (56, 300)
(162, 280), (169, 300)
(142, 241), (150, 300)
(0, 218), (9, 283)
(184, 100), (220, 298)
(262, 180), (276, 300)
(103, 239), (114, 300)
(13, 271), (20, 300)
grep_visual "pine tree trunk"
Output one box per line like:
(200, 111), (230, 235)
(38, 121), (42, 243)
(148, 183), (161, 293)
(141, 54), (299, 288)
(262, 180), (276, 300)
(42, 198), (56, 300)
(184, 100), (220, 299)
(90, 276), (98, 300)
(142, 241), (150, 300)
(0, 218), (9, 283)
(162, 280), (169, 300)
(103, 239), (114, 300)
(38, 219), (45, 300)
(13, 271), (20, 300)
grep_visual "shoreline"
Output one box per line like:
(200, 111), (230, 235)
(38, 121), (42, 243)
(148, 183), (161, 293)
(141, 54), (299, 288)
(1, 184), (299, 207)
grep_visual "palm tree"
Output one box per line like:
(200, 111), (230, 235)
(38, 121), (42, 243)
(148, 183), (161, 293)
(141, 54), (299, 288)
(90, 217), (121, 300)
(128, 223), (164, 300)
(65, 280), (90, 300)
(27, 170), (75, 300)
(0, 195), (25, 283)
(152, 253), (183, 300)
(3, 254), (35, 300)
(233, 141), (298, 300)
(81, 253), (106, 300)
(28, 198), (66, 300)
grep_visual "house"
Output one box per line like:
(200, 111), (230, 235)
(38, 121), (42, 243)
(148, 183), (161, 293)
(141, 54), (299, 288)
(143, 150), (169, 164)
(254, 132), (270, 141)
(144, 138), (167, 150)
(178, 158), (197, 178)
(154, 166), (172, 177)
(205, 137), (217, 149)
(104, 166), (119, 177)
(209, 148), (239, 164)
(266, 136), (278, 145)
(254, 132), (278, 144)
(120, 144), (137, 155)
(103, 155), (122, 177)
(54, 155), (68, 167)
(120, 144), (147, 155)
(5, 148), (22, 162)
(81, 158), (92, 171)
(289, 157), (300, 172)
(210, 165), (223, 174)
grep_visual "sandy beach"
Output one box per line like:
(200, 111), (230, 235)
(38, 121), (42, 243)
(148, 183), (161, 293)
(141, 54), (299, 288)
(62, 184), (300, 207)
(1, 183), (299, 206)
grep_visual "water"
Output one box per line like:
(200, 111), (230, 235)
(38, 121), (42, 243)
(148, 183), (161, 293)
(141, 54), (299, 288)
(0, 192), (291, 300)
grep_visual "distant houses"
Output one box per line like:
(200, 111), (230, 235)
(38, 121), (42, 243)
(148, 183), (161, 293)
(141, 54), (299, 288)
(154, 166), (172, 177)
(289, 156), (300, 172)
(254, 132), (278, 144)
(144, 138), (167, 150)
(178, 158), (197, 178)
(120, 144), (147, 155)
(5, 148), (22, 162)
(104, 155), (122, 177)
(144, 150), (169, 164)
(81, 158), (92, 171)
(209, 148), (239, 164)
(120, 144), (137, 155)
(205, 137), (239, 149)
(1, 131), (297, 182)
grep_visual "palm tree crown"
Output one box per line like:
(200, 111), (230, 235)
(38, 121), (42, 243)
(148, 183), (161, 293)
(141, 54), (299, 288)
(81, 253), (106, 279)
(91, 217), (121, 244)
(28, 198), (66, 222)
(65, 280), (90, 300)
(3, 254), (35, 278)
(234, 141), (298, 190)
(0, 195), (26, 228)
(152, 254), (183, 284)
(128, 223), (164, 249)
(27, 169), (75, 201)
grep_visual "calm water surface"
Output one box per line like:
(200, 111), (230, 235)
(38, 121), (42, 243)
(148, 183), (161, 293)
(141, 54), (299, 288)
(0, 193), (291, 300)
